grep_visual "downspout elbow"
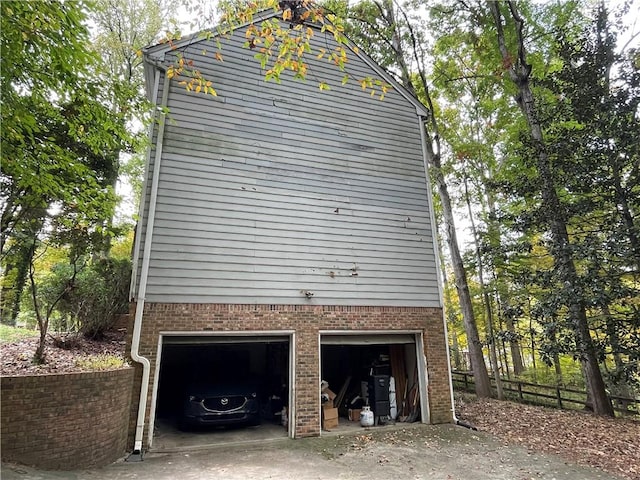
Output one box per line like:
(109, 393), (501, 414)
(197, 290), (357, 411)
(130, 302), (151, 455)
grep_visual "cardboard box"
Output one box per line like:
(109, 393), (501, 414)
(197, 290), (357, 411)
(322, 388), (337, 406)
(322, 406), (339, 430)
(348, 409), (362, 422)
(323, 407), (338, 419)
(323, 417), (339, 429)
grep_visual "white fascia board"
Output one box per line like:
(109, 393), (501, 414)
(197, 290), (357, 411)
(141, 9), (429, 117)
(347, 44), (430, 117)
(142, 9), (279, 62)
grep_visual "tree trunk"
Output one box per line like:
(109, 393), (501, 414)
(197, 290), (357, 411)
(355, 0), (492, 398)
(435, 168), (491, 397)
(484, 168), (525, 375)
(488, 0), (614, 416)
(550, 326), (563, 385)
(451, 330), (463, 371)
(441, 263), (463, 370)
(611, 160), (640, 271)
(504, 313), (525, 375)
(464, 175), (503, 398)
(497, 310), (511, 379)
(28, 240), (47, 365)
(529, 308), (537, 382)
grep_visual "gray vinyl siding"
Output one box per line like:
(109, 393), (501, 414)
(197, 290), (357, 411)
(136, 22), (441, 306)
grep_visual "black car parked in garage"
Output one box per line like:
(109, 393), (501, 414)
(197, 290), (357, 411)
(181, 382), (261, 428)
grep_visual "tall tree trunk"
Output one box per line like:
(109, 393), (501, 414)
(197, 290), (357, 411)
(504, 311), (525, 375)
(432, 161), (491, 397)
(483, 168), (525, 375)
(441, 260), (463, 370)
(529, 306), (537, 382)
(463, 175), (503, 398)
(611, 161), (640, 271)
(488, 1), (614, 416)
(550, 325), (563, 385)
(497, 308), (511, 379)
(488, 198), (525, 376)
(370, 2), (492, 398)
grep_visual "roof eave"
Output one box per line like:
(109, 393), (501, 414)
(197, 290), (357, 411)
(141, 8), (429, 116)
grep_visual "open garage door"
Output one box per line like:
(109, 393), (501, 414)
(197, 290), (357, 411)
(319, 332), (426, 432)
(151, 333), (292, 450)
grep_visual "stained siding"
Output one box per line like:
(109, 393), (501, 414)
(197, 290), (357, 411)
(135, 23), (440, 306)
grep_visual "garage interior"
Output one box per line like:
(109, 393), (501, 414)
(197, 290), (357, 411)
(152, 335), (290, 450)
(320, 334), (423, 432)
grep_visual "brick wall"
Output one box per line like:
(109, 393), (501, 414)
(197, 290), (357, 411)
(129, 303), (453, 444)
(1, 368), (134, 470)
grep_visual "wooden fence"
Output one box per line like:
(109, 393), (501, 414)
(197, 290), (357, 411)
(451, 370), (640, 416)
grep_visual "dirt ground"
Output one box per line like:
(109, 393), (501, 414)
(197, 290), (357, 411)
(456, 395), (640, 480)
(1, 423), (624, 480)
(3, 333), (637, 479)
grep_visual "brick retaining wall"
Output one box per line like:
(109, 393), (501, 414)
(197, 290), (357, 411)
(1, 368), (134, 469)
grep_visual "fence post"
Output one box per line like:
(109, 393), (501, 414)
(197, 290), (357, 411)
(464, 373), (468, 390)
(518, 382), (523, 401)
(556, 386), (563, 409)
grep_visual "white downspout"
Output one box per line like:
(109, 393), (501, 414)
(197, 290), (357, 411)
(130, 65), (170, 454)
(417, 115), (460, 425)
(129, 69), (160, 300)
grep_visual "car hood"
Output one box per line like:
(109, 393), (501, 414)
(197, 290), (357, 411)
(185, 383), (259, 397)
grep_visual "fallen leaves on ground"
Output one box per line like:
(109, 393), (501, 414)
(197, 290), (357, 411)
(0, 330), (127, 376)
(456, 394), (640, 480)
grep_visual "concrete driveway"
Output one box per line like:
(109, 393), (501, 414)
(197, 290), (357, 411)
(1, 424), (620, 480)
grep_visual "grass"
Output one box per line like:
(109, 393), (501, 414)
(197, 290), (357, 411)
(0, 324), (39, 343)
(74, 353), (127, 371)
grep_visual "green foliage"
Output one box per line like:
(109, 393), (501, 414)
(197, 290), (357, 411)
(50, 257), (132, 339)
(1, 1), (132, 340)
(517, 357), (585, 388)
(164, 0), (389, 96)
(376, 0), (640, 399)
(0, 324), (39, 343)
(75, 353), (128, 371)
(494, 3), (640, 391)
(0, 0), (161, 358)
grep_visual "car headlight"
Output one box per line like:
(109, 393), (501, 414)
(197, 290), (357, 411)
(189, 395), (203, 402)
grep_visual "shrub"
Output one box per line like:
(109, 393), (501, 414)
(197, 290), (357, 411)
(54, 257), (132, 339)
(75, 353), (127, 371)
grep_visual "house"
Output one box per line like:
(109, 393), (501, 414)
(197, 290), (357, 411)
(129, 7), (454, 453)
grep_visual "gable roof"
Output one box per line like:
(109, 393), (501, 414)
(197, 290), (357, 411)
(143, 8), (429, 117)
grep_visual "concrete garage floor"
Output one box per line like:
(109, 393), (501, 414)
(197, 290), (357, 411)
(151, 418), (289, 451)
(1, 423), (621, 480)
(151, 417), (374, 451)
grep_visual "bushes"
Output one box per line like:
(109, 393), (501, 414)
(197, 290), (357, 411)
(26, 257), (131, 340)
(57, 257), (131, 339)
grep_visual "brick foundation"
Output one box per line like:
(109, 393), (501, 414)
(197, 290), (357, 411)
(128, 303), (453, 446)
(1, 368), (134, 469)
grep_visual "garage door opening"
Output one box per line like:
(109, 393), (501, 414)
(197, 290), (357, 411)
(151, 334), (291, 450)
(320, 333), (425, 433)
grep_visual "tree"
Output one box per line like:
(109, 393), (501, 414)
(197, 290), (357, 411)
(89, 0), (176, 214)
(342, 0), (492, 397)
(0, 1), (132, 363)
(539, 2), (640, 394)
(487, 0), (615, 416)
